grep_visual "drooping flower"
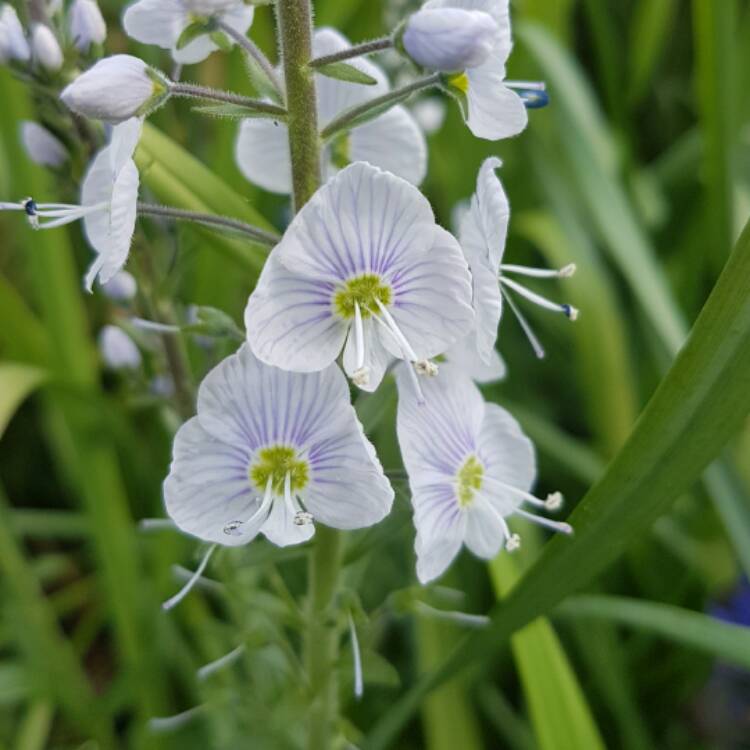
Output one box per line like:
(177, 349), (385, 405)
(123, 0), (254, 65)
(20, 121), (68, 168)
(164, 344), (394, 548)
(396, 363), (571, 584)
(236, 27), (427, 194)
(401, 0), (527, 141)
(98, 325), (142, 369)
(459, 156), (577, 362)
(401, 6), (498, 72)
(30, 23), (63, 72)
(69, 0), (106, 53)
(1, 118), (141, 290)
(60, 55), (168, 124)
(0, 4), (30, 62)
(244, 162), (474, 393)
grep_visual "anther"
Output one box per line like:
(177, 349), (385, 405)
(505, 533), (521, 552)
(223, 520), (243, 536)
(294, 511), (314, 526)
(23, 197), (38, 216)
(352, 366), (370, 387)
(519, 88), (550, 109)
(559, 263), (577, 278)
(415, 359), (438, 377)
(562, 304), (579, 321)
(545, 492), (563, 511)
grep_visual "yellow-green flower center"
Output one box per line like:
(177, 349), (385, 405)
(333, 274), (393, 320)
(447, 72), (470, 94)
(249, 445), (309, 494)
(457, 455), (483, 508)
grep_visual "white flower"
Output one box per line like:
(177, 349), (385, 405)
(244, 162), (474, 394)
(20, 121), (67, 168)
(0, 4), (30, 62)
(123, 0), (254, 65)
(31, 23), (63, 72)
(164, 344), (394, 547)
(69, 0), (106, 53)
(459, 157), (578, 362)
(61, 55), (168, 124)
(414, 0), (527, 141)
(98, 325), (142, 369)
(396, 363), (571, 584)
(100, 270), (138, 301)
(442, 335), (506, 384)
(1, 118), (141, 290)
(401, 7), (498, 71)
(236, 27), (427, 195)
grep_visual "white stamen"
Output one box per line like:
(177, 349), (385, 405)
(505, 533), (521, 552)
(476, 494), (521, 553)
(505, 80), (546, 91)
(139, 518), (177, 531)
(197, 644), (246, 681)
(501, 289), (546, 359)
(0, 202), (26, 211)
(27, 200), (110, 230)
(148, 706), (206, 733)
(501, 276), (579, 320)
(501, 262), (577, 279)
(348, 612), (364, 700)
(131, 317), (181, 334)
(481, 475), (564, 513)
(514, 507), (573, 535)
(352, 367), (371, 387)
(223, 477), (273, 536)
(545, 491), (564, 511)
(415, 359), (439, 377)
(353, 301), (366, 371)
(162, 543), (217, 611)
(374, 299), (420, 362)
(294, 511), (314, 526)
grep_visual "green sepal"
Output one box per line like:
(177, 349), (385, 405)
(441, 74), (470, 120)
(314, 61), (378, 86)
(182, 306), (244, 340)
(176, 20), (211, 51)
(209, 30), (233, 53)
(191, 103), (286, 121)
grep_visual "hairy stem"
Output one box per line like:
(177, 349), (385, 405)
(137, 202), (280, 247)
(310, 36), (393, 68)
(320, 73), (442, 141)
(216, 20), (285, 101)
(169, 82), (286, 116)
(277, 3), (342, 748)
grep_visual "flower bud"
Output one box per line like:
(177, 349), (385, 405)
(0, 4), (31, 62)
(69, 0), (106, 53)
(400, 8), (498, 72)
(100, 270), (138, 301)
(31, 23), (63, 72)
(98, 325), (142, 369)
(60, 55), (168, 124)
(20, 121), (68, 167)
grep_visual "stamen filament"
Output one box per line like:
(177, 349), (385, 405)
(501, 276), (578, 320)
(162, 543), (217, 611)
(375, 299), (419, 361)
(501, 288), (546, 359)
(476, 494), (520, 552)
(501, 263), (576, 279)
(514, 508), (573, 535)
(348, 611), (364, 700)
(481, 475), (563, 511)
(505, 80), (546, 91)
(197, 644), (246, 681)
(223, 476), (274, 537)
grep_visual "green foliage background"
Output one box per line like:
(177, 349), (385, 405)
(2, 0), (750, 748)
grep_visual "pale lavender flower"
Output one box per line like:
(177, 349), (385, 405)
(98, 325), (141, 369)
(20, 121), (68, 168)
(69, 0), (106, 52)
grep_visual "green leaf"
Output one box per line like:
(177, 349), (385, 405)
(314, 61), (378, 86)
(176, 20), (210, 50)
(0, 364), (48, 438)
(558, 594), (750, 670)
(210, 30), (233, 52)
(628, 0), (677, 105)
(192, 102), (285, 120)
(364, 217), (750, 749)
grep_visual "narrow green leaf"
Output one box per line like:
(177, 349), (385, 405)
(628, 0), (677, 105)
(0, 364), (48, 438)
(558, 594), (750, 670)
(314, 61), (378, 85)
(364, 217), (750, 750)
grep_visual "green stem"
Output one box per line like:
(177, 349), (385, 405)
(169, 82), (287, 116)
(276, 3), (342, 748)
(310, 36), (393, 68)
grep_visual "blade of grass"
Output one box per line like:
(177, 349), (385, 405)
(0, 364), (48, 437)
(364, 216), (750, 749)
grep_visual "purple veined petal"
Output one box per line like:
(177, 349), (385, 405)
(396, 362), (485, 482)
(164, 417), (261, 547)
(236, 118), (292, 195)
(412, 482), (467, 584)
(244, 253), (347, 372)
(260, 492), (315, 547)
(477, 402), (536, 516)
(276, 162), (436, 283)
(384, 226), (474, 361)
(350, 105), (427, 187)
(465, 67), (528, 141)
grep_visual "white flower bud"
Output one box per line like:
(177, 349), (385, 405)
(100, 270), (138, 301)
(98, 325), (141, 369)
(0, 4), (31, 62)
(69, 0), (106, 53)
(31, 23), (63, 72)
(20, 121), (68, 167)
(401, 8), (498, 72)
(60, 55), (168, 124)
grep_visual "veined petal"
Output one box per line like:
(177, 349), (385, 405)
(261, 497), (315, 547)
(109, 118), (143, 175)
(342, 317), (393, 392)
(122, 0), (186, 49)
(478, 403), (536, 516)
(464, 494), (506, 558)
(384, 226), (474, 360)
(276, 162), (436, 281)
(413, 482), (466, 584)
(244, 253), (347, 372)
(443, 333), (506, 384)
(235, 118), (292, 195)
(473, 156), (509, 267)
(350, 105), (427, 187)
(164, 417), (260, 546)
(465, 68), (527, 141)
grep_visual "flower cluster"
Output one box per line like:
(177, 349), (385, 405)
(1, 0), (577, 586)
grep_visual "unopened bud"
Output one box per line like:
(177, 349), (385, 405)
(31, 23), (63, 72)
(20, 121), (67, 168)
(0, 4), (30, 62)
(69, 0), (106, 52)
(98, 325), (141, 369)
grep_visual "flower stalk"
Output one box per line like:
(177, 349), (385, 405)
(169, 81), (286, 116)
(309, 35), (392, 68)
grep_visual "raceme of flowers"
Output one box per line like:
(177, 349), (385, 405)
(0, 0), (577, 586)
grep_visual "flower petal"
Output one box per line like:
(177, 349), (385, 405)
(342, 317), (393, 392)
(350, 105), (427, 186)
(443, 333), (506, 383)
(164, 417), (260, 547)
(244, 253), (347, 372)
(463, 494), (505, 558)
(473, 155), (510, 267)
(235, 118), (292, 195)
(261, 498), (315, 547)
(123, 0), (185, 49)
(466, 69), (527, 141)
